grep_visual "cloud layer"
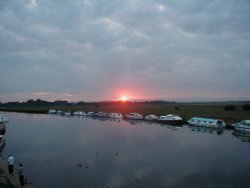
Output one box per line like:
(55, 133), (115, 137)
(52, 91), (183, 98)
(1, 0), (250, 102)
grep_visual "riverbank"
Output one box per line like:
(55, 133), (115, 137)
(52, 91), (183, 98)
(0, 157), (34, 188)
(1, 102), (249, 124)
(0, 122), (34, 187)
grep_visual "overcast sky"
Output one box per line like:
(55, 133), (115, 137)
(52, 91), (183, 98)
(0, 0), (250, 102)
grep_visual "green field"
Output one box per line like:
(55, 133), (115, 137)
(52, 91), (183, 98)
(1, 102), (249, 124)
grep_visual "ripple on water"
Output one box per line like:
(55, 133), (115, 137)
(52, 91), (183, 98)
(32, 157), (98, 188)
(105, 168), (128, 188)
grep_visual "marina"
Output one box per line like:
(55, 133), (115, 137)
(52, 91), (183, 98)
(1, 112), (250, 188)
(1, 0), (250, 187)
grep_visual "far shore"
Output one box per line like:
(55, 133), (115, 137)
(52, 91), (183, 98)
(1, 102), (249, 124)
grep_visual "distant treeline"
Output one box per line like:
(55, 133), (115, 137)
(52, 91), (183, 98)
(224, 104), (250, 111)
(0, 99), (176, 107)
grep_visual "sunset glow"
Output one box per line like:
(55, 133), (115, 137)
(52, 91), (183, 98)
(120, 96), (128, 102)
(1, 1), (249, 103)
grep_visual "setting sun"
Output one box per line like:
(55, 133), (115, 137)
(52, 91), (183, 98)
(121, 96), (128, 102)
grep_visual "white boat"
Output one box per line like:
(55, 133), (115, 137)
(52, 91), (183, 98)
(95, 112), (109, 118)
(48, 109), (57, 114)
(73, 111), (87, 116)
(158, 114), (183, 121)
(157, 114), (184, 124)
(56, 111), (64, 115)
(232, 120), (250, 132)
(188, 117), (226, 128)
(109, 113), (123, 119)
(125, 113), (143, 120)
(64, 112), (71, 117)
(144, 114), (158, 121)
(0, 114), (8, 123)
(85, 112), (95, 116)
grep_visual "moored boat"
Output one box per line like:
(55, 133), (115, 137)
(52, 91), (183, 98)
(188, 117), (226, 128)
(48, 109), (57, 114)
(56, 111), (64, 115)
(125, 113), (143, 120)
(0, 114), (8, 123)
(73, 111), (87, 116)
(85, 112), (95, 116)
(95, 112), (109, 118)
(109, 113), (123, 119)
(144, 114), (159, 121)
(64, 112), (71, 117)
(157, 114), (185, 125)
(232, 120), (250, 132)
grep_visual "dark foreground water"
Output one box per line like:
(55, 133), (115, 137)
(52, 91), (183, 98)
(1, 112), (250, 188)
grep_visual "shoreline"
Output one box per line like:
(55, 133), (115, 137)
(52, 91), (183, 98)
(0, 156), (35, 188)
(1, 103), (249, 125)
(0, 124), (35, 187)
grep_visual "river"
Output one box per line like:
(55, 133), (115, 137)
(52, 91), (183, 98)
(1, 112), (250, 188)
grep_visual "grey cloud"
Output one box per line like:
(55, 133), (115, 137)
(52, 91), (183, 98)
(0, 0), (250, 102)
(167, 0), (250, 35)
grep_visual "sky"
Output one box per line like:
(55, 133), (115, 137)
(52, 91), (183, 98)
(0, 0), (250, 102)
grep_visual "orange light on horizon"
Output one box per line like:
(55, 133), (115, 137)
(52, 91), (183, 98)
(120, 96), (128, 102)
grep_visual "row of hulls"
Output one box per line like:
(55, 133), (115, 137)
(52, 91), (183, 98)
(48, 109), (249, 132)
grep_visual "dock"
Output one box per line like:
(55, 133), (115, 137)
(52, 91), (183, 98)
(0, 157), (35, 188)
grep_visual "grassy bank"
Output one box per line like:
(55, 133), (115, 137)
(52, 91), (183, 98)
(1, 103), (249, 124)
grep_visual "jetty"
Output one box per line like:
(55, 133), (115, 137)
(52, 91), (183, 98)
(0, 157), (34, 188)
(0, 122), (34, 187)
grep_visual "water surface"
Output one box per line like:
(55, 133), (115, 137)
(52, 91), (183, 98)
(2, 112), (250, 188)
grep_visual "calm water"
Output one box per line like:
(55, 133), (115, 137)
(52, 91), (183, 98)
(1, 112), (250, 188)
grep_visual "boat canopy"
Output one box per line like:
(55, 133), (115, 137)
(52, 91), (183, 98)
(190, 117), (224, 124)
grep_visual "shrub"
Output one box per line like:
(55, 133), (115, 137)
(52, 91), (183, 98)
(242, 104), (250, 111)
(174, 106), (180, 110)
(224, 105), (236, 111)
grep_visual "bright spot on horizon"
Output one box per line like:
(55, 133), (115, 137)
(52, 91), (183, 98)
(121, 96), (128, 102)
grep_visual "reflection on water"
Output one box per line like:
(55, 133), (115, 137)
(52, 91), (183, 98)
(2, 112), (250, 188)
(124, 119), (144, 125)
(232, 131), (250, 143)
(188, 126), (223, 135)
(157, 123), (183, 131)
(93, 117), (123, 123)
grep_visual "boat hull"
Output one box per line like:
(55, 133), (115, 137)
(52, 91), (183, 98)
(234, 127), (250, 132)
(156, 119), (186, 125)
(188, 122), (224, 128)
(125, 116), (143, 120)
(125, 113), (143, 120)
(232, 120), (250, 132)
